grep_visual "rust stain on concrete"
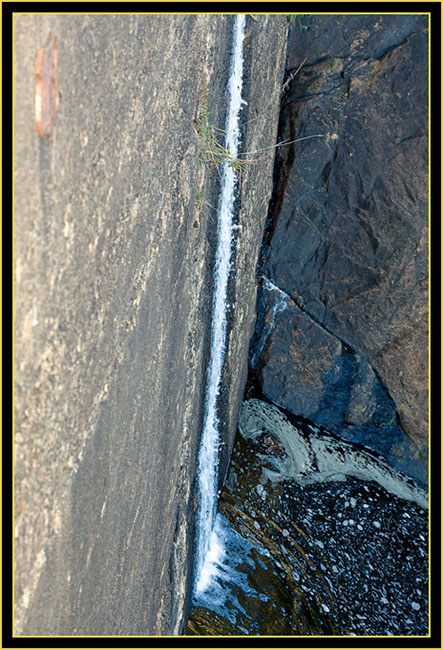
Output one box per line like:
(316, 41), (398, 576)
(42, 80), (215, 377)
(35, 33), (59, 138)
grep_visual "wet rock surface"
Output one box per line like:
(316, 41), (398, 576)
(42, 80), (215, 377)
(238, 400), (428, 510)
(251, 280), (427, 487)
(187, 400), (429, 636)
(253, 15), (429, 479)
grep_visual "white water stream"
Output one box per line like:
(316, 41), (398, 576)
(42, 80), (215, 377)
(194, 14), (246, 596)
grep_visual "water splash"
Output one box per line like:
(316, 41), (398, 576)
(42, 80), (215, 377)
(194, 14), (247, 596)
(194, 512), (272, 629)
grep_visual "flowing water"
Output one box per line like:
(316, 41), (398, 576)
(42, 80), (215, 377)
(194, 13), (246, 596)
(190, 14), (429, 637)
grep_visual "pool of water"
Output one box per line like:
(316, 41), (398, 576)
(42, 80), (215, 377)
(187, 405), (429, 636)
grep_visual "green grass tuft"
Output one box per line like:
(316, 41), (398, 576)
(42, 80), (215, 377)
(194, 104), (252, 176)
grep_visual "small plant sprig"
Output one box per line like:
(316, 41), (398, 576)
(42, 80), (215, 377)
(194, 104), (329, 181)
(289, 14), (310, 29)
(194, 104), (254, 176)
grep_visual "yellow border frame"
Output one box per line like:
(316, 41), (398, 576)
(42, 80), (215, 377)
(10, 8), (432, 641)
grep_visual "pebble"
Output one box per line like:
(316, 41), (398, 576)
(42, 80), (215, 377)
(411, 602), (420, 611)
(321, 604), (330, 613)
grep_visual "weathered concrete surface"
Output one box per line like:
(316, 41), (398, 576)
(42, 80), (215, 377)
(252, 15), (428, 482)
(14, 14), (288, 635)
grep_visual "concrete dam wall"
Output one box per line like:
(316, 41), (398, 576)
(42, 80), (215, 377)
(14, 14), (288, 635)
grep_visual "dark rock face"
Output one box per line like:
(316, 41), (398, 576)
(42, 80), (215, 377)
(253, 15), (428, 480)
(251, 281), (426, 485)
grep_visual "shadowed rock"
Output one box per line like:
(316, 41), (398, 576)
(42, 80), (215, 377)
(253, 14), (429, 481)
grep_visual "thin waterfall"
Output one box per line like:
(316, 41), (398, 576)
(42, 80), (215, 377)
(194, 14), (246, 595)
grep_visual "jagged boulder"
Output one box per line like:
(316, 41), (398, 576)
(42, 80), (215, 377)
(254, 15), (428, 481)
(250, 282), (426, 485)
